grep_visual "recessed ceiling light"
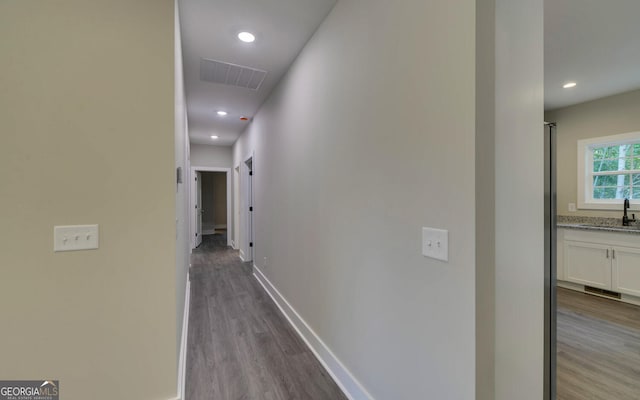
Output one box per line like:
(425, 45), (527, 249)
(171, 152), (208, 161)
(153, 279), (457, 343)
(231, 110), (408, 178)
(563, 82), (577, 89)
(210, 135), (219, 140)
(217, 111), (228, 116)
(238, 31), (255, 43)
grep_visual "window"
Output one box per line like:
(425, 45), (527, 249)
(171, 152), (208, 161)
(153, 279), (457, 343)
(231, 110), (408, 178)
(578, 132), (640, 210)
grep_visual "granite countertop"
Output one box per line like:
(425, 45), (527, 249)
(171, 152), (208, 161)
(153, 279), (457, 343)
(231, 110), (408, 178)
(557, 216), (640, 235)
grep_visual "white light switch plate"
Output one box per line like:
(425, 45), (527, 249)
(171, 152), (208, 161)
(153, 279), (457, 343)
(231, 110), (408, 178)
(422, 227), (448, 262)
(54, 225), (99, 252)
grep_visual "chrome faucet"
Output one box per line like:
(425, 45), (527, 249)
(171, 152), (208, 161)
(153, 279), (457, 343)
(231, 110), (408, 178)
(623, 198), (636, 226)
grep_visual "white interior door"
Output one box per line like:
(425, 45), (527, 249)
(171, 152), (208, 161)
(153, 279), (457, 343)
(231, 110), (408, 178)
(234, 166), (240, 248)
(240, 158), (254, 262)
(248, 162), (253, 261)
(195, 171), (203, 247)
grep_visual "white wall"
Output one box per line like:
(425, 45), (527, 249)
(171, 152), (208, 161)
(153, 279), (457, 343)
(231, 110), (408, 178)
(0, 1), (177, 399)
(174, 0), (190, 367)
(546, 88), (640, 218)
(233, 0), (477, 398)
(494, 0), (544, 399)
(190, 143), (232, 168)
(475, 0), (496, 398)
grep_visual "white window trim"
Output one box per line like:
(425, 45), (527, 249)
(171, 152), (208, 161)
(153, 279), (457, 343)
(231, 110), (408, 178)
(577, 131), (640, 211)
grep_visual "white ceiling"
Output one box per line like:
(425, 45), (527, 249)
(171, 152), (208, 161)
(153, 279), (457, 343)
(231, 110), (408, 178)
(180, 0), (640, 135)
(179, 0), (337, 146)
(545, 0), (640, 111)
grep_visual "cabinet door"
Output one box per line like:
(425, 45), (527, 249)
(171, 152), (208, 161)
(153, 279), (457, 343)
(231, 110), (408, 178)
(564, 241), (611, 289)
(612, 246), (640, 297)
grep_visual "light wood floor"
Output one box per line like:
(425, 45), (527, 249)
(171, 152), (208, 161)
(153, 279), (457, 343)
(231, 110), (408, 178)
(186, 234), (348, 400)
(557, 287), (640, 400)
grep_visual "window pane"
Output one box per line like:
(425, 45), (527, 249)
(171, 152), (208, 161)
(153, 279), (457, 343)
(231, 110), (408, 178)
(593, 187), (623, 199)
(621, 186), (631, 199)
(593, 159), (621, 172)
(592, 145), (619, 161)
(593, 172), (631, 199)
(593, 174), (627, 187)
(633, 143), (640, 156)
(625, 157), (635, 170)
(604, 186), (632, 199)
(593, 187), (607, 199)
(632, 175), (640, 199)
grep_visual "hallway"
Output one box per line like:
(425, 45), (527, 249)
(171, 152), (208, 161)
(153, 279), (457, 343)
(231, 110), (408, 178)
(186, 235), (347, 399)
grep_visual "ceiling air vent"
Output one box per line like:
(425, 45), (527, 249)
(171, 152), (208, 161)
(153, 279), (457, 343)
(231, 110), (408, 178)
(200, 58), (267, 91)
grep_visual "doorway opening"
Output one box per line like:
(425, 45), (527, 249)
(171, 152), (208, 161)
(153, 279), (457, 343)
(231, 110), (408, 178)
(548, 120), (640, 400)
(191, 167), (232, 249)
(545, 2), (640, 398)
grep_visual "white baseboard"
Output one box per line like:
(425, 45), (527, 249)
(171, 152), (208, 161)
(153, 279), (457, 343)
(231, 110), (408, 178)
(252, 265), (374, 400)
(174, 272), (191, 400)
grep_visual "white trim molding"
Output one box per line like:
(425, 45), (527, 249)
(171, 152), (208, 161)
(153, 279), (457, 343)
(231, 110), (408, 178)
(175, 272), (191, 400)
(253, 265), (375, 400)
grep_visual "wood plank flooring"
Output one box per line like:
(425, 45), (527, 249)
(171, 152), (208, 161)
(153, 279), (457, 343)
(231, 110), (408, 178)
(186, 234), (348, 400)
(557, 287), (640, 400)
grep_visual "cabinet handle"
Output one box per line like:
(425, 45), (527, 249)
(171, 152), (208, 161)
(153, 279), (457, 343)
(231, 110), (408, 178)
(612, 249), (616, 259)
(606, 249), (609, 258)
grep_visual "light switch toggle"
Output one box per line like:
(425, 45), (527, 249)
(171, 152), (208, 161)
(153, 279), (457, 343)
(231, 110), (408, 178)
(422, 227), (449, 262)
(54, 225), (99, 252)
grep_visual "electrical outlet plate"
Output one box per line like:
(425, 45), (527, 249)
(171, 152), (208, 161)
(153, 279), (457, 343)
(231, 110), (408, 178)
(422, 227), (448, 262)
(54, 225), (99, 252)
(568, 203), (577, 212)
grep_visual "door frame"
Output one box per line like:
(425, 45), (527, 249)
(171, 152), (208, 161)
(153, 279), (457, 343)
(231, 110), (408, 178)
(544, 122), (557, 400)
(194, 171), (203, 248)
(233, 165), (240, 250)
(239, 152), (254, 262)
(190, 166), (232, 248)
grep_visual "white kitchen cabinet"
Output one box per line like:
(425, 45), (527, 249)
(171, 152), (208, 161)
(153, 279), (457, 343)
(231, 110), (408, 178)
(558, 227), (640, 304)
(564, 240), (611, 289)
(612, 246), (640, 297)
